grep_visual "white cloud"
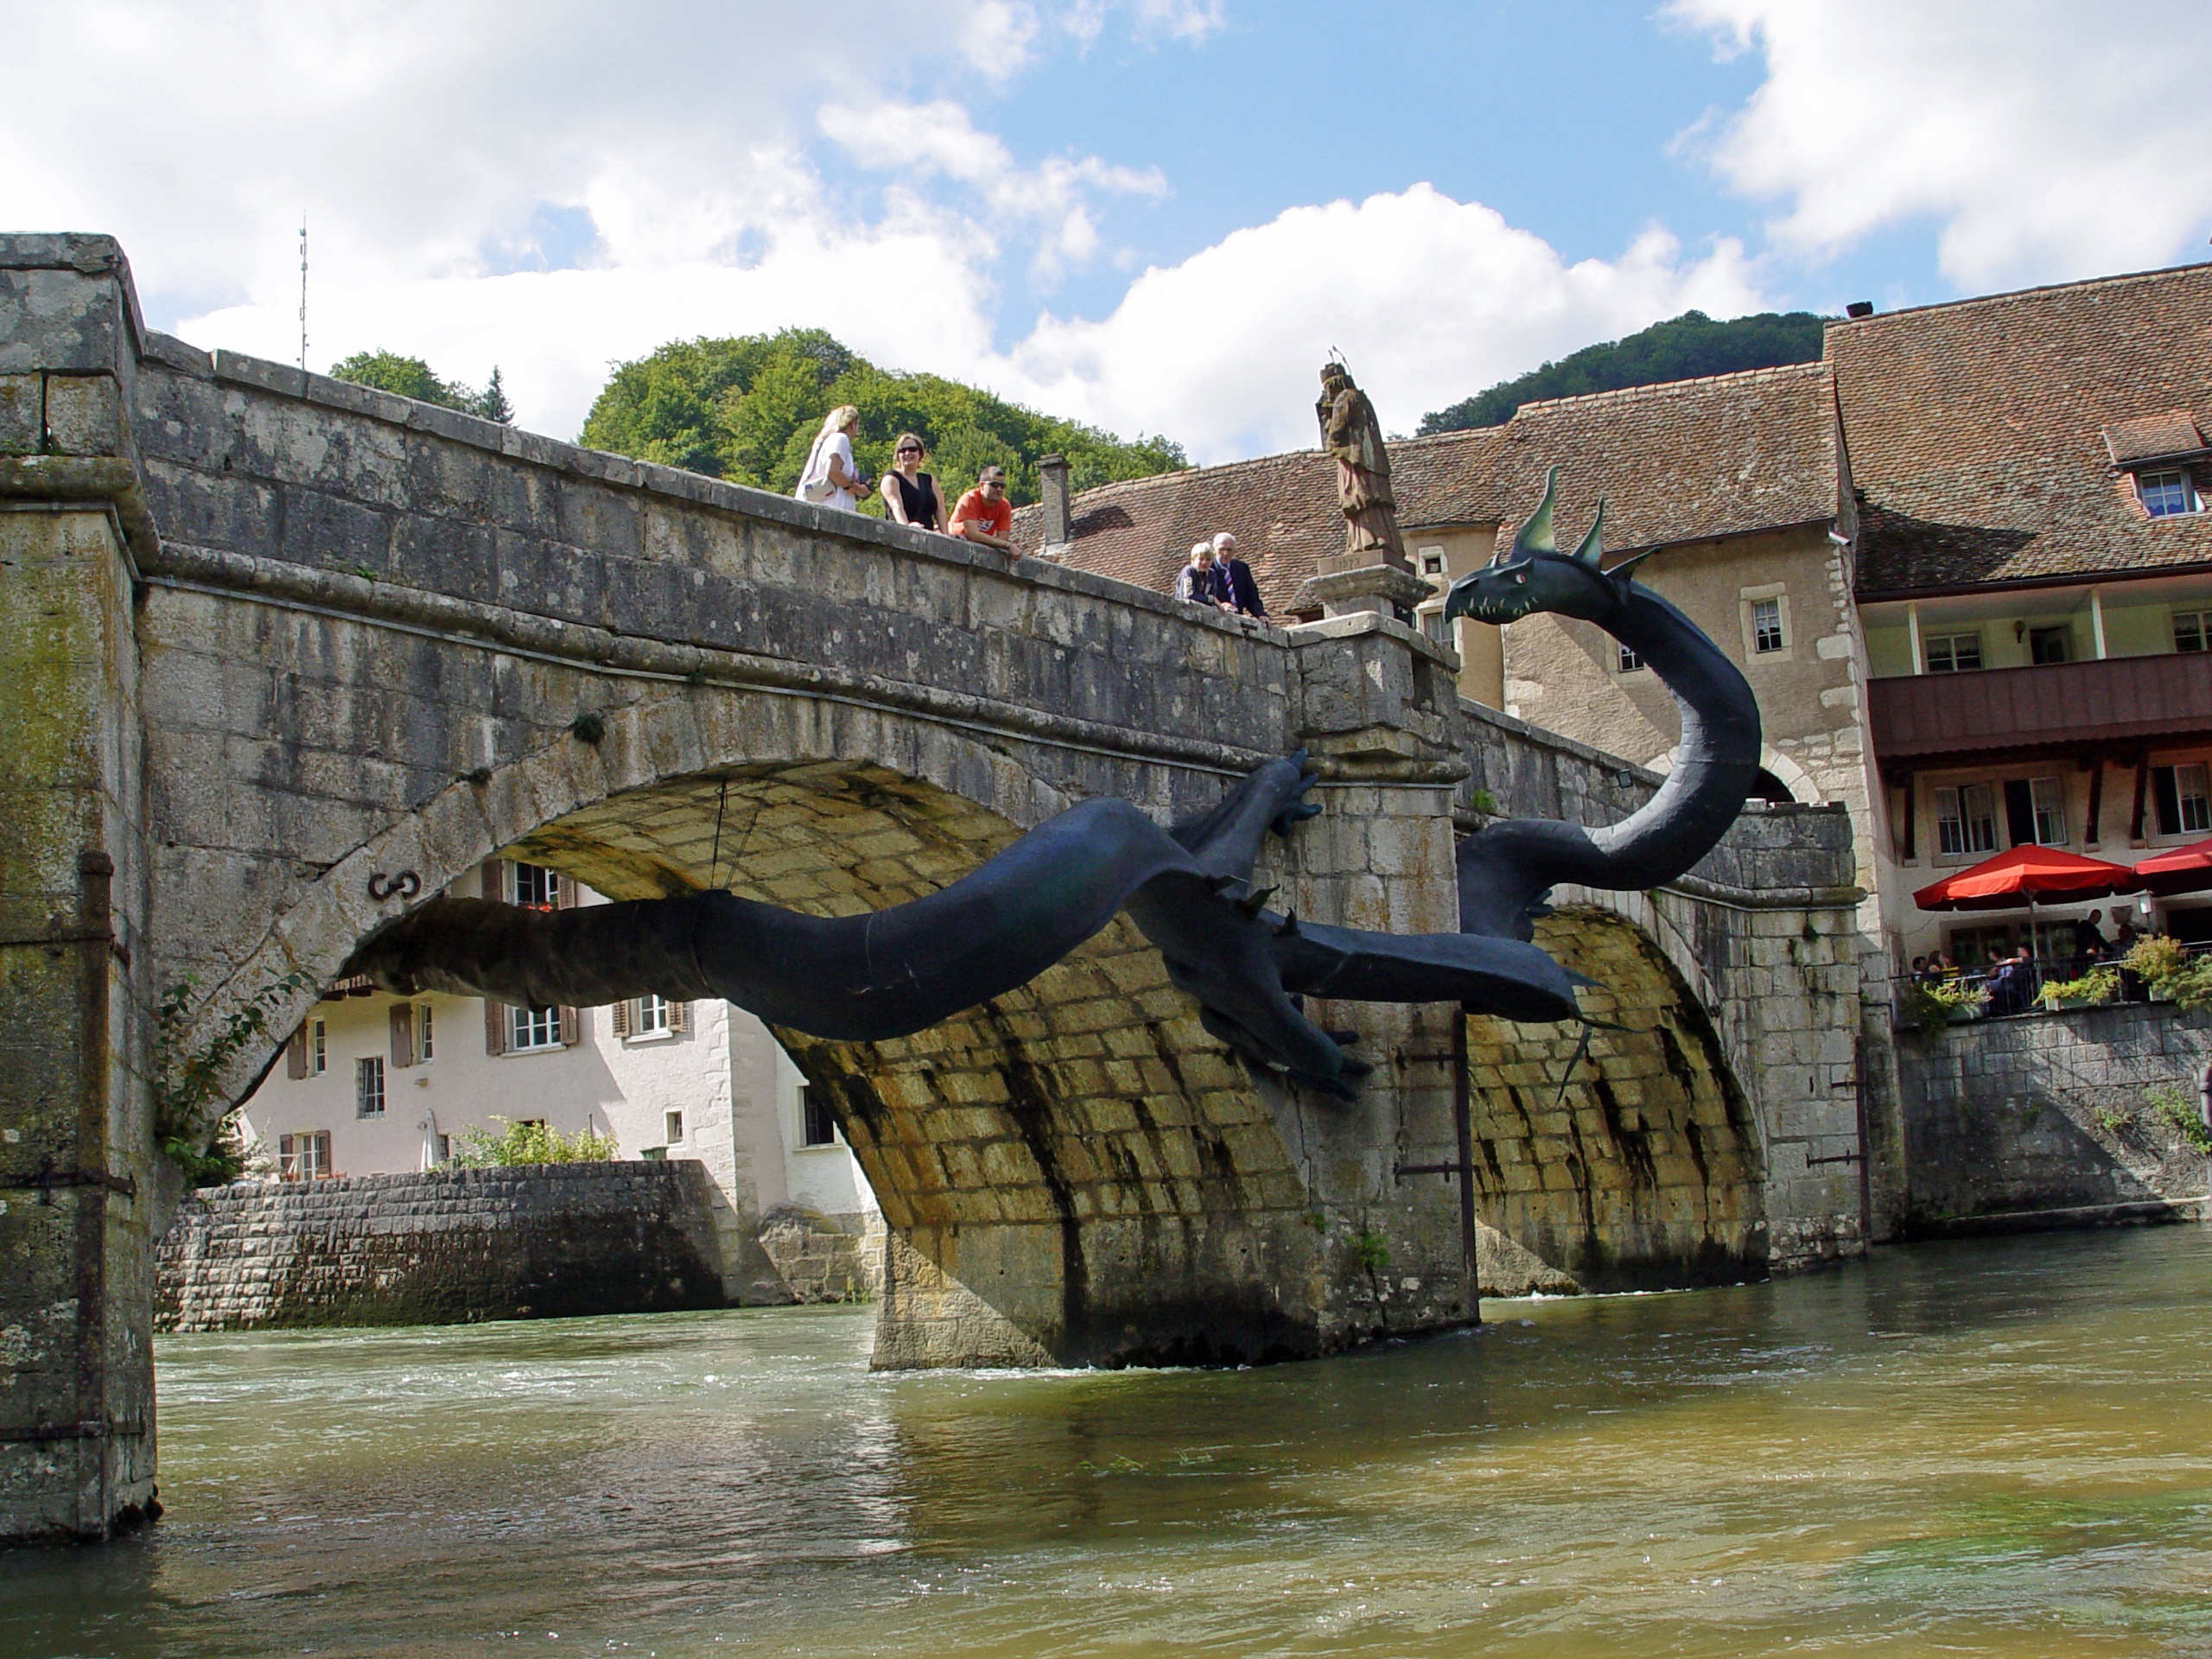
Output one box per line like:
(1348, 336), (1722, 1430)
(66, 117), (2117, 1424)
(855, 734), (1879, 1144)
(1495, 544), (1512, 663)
(1669, 0), (2212, 288)
(1001, 188), (1763, 461)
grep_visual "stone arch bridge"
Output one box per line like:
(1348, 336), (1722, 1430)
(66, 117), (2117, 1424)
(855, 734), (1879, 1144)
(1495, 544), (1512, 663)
(0, 235), (1866, 1541)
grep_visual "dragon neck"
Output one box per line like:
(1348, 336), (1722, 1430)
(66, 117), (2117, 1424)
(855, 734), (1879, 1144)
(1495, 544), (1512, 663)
(1458, 575), (1764, 941)
(1574, 581), (1763, 886)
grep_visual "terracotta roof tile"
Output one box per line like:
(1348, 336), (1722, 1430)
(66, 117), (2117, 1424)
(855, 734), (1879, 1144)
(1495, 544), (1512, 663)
(1826, 263), (2212, 594)
(1018, 362), (1842, 608)
(2102, 410), (2205, 466)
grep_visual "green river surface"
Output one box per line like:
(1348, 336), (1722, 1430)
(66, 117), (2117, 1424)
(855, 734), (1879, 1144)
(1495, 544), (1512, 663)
(7, 1226), (2212, 1657)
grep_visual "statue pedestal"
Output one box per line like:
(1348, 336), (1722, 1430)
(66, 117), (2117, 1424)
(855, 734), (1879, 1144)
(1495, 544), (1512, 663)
(1299, 560), (1433, 622)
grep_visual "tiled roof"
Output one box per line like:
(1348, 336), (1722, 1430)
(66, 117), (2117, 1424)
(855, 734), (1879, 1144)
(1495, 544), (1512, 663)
(2102, 410), (2206, 466)
(1016, 362), (1842, 611)
(1827, 263), (2212, 594)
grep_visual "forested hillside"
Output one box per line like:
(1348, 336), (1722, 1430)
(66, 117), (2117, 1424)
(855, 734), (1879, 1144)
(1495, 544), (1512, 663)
(1416, 309), (1830, 435)
(580, 329), (1185, 508)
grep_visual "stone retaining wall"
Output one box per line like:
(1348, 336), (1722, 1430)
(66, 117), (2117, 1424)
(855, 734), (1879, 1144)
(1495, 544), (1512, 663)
(156, 1161), (728, 1331)
(1894, 1002), (2212, 1233)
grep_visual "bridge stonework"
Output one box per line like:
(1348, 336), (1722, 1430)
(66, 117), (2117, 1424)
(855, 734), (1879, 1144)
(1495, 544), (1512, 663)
(0, 235), (1864, 1541)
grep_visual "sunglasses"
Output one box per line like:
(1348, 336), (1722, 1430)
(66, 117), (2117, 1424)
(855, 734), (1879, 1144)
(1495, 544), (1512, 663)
(897, 445), (922, 455)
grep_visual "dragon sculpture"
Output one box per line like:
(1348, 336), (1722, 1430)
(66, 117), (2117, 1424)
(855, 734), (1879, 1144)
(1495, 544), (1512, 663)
(345, 469), (1759, 1100)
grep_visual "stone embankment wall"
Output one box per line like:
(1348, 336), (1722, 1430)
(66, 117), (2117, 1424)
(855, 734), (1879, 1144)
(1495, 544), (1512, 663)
(1895, 1003), (2212, 1233)
(157, 1162), (728, 1331)
(756, 1205), (885, 1303)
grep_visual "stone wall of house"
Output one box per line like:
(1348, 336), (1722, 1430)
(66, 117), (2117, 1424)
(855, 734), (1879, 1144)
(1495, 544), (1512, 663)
(1894, 1002), (2212, 1232)
(156, 1162), (728, 1331)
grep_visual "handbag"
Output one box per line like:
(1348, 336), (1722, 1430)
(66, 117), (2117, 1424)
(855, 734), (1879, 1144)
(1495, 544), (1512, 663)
(795, 432), (836, 503)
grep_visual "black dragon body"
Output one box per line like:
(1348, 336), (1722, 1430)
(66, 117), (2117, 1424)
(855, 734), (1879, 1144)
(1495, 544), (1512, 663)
(345, 470), (1759, 1098)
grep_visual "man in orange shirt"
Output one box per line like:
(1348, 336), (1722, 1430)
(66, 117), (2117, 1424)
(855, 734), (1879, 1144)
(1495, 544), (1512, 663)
(950, 464), (1016, 557)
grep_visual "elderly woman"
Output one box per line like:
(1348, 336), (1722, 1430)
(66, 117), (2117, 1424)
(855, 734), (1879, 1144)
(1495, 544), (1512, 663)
(1173, 541), (1230, 609)
(794, 404), (868, 512)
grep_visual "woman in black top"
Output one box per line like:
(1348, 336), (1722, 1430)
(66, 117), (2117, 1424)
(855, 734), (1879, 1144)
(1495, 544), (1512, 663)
(880, 432), (946, 531)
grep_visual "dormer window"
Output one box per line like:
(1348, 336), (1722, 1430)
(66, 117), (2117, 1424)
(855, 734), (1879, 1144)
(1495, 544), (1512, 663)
(2137, 468), (2198, 518)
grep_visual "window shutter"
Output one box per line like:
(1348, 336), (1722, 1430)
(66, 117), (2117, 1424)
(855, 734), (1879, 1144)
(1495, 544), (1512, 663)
(481, 859), (504, 902)
(667, 999), (688, 1033)
(485, 999), (507, 1057)
(610, 999), (630, 1039)
(285, 1027), (309, 1080)
(390, 1003), (416, 1068)
(559, 1005), (581, 1046)
(556, 875), (579, 911)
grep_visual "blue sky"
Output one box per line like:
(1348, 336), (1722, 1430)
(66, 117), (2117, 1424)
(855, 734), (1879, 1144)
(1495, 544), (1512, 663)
(7, 0), (2210, 461)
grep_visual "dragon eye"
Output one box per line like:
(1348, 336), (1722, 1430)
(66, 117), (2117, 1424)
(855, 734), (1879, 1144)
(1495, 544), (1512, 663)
(1514, 573), (1528, 585)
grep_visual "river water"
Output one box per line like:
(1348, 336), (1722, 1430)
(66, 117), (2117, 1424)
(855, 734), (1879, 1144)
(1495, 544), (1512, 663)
(8, 1226), (2212, 1657)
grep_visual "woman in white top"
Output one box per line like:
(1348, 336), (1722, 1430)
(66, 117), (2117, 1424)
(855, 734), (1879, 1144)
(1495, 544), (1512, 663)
(795, 404), (868, 512)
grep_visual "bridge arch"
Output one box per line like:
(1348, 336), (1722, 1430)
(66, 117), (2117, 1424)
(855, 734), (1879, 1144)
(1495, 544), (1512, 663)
(1465, 907), (1765, 1290)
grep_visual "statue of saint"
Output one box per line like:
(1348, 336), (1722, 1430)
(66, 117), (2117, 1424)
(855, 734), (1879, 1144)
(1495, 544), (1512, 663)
(1315, 361), (1404, 563)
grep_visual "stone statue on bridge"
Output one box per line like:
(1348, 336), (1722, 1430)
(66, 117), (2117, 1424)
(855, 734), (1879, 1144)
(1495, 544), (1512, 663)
(1316, 360), (1404, 563)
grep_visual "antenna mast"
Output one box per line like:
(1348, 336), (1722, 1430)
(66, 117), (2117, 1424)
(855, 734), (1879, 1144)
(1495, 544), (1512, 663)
(297, 219), (308, 372)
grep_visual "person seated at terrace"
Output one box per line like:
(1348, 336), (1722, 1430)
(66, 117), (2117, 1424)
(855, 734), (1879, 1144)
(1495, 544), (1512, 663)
(1911, 956), (1934, 983)
(1986, 946), (2035, 1016)
(1173, 541), (1230, 610)
(1929, 950), (1960, 979)
(949, 464), (1015, 557)
(879, 432), (946, 532)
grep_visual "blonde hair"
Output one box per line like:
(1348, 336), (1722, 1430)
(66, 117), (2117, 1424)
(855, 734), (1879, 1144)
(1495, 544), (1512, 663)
(816, 404), (860, 439)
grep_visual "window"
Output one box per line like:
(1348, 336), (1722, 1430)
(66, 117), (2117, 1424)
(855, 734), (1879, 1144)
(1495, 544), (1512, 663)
(1418, 548), (1446, 578)
(664, 1109), (685, 1145)
(1751, 597), (1784, 654)
(2138, 468), (2196, 518)
(508, 1004), (563, 1052)
(2030, 777), (2069, 846)
(1923, 632), (1983, 673)
(2028, 625), (2072, 665)
(309, 1018), (327, 1076)
(2175, 611), (2208, 653)
(1935, 783), (1999, 858)
(355, 1056), (385, 1118)
(416, 1005), (433, 1063)
(1618, 643), (1644, 672)
(2152, 764), (2212, 837)
(277, 1130), (332, 1180)
(636, 994), (670, 1035)
(800, 1084), (838, 1147)
(510, 862), (561, 910)
(1421, 609), (1451, 649)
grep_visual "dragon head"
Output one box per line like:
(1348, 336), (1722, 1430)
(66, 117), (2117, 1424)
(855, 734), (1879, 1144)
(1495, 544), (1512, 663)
(1441, 467), (1641, 627)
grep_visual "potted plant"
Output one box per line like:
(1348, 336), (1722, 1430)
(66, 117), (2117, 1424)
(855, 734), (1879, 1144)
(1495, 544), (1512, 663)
(2124, 934), (2187, 1001)
(2036, 965), (2120, 1012)
(1905, 977), (1988, 1036)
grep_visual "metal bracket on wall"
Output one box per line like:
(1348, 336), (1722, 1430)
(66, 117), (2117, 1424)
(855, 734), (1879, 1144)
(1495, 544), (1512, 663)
(0, 925), (129, 969)
(1804, 1149), (1865, 1167)
(0, 1155), (137, 1204)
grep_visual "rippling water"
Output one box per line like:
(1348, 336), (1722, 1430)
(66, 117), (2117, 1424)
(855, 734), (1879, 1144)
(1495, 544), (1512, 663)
(8, 1227), (2212, 1657)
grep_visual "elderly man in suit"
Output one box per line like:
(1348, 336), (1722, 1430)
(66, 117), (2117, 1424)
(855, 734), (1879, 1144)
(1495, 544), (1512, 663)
(1211, 532), (1267, 619)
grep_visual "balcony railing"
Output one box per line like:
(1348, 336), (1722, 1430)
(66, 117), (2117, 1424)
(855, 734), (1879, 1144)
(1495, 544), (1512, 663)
(1869, 650), (2212, 761)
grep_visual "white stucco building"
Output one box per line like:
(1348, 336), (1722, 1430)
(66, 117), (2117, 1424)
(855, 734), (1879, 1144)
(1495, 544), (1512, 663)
(239, 861), (880, 1303)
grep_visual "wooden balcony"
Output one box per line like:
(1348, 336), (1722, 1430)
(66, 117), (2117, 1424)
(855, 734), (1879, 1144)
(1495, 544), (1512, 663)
(1869, 651), (2212, 763)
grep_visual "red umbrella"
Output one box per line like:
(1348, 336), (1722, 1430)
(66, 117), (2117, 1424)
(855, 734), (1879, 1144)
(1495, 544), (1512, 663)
(2134, 834), (2212, 895)
(1913, 844), (2145, 912)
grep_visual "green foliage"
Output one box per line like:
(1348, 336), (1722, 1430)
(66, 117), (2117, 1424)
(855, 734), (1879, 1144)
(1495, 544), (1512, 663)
(1468, 787), (1499, 817)
(2037, 966), (2120, 1010)
(330, 350), (514, 423)
(156, 972), (311, 1185)
(2094, 1104), (2134, 1136)
(2123, 934), (2187, 984)
(578, 327), (1187, 506)
(1416, 309), (1832, 435)
(1906, 977), (1986, 1037)
(1351, 1229), (1391, 1273)
(448, 1116), (619, 1168)
(2145, 1084), (2212, 1153)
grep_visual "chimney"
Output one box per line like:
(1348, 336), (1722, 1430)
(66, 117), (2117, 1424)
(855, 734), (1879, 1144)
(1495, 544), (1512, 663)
(1846, 301), (1874, 319)
(1038, 453), (1071, 552)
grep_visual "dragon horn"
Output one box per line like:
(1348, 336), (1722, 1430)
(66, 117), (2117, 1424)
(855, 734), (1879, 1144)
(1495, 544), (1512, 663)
(1512, 466), (1560, 557)
(1572, 497), (1607, 566)
(1236, 886), (1277, 917)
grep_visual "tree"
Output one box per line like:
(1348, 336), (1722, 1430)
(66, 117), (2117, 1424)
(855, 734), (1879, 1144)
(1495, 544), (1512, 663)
(1416, 310), (1833, 435)
(330, 350), (514, 424)
(579, 328), (1186, 507)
